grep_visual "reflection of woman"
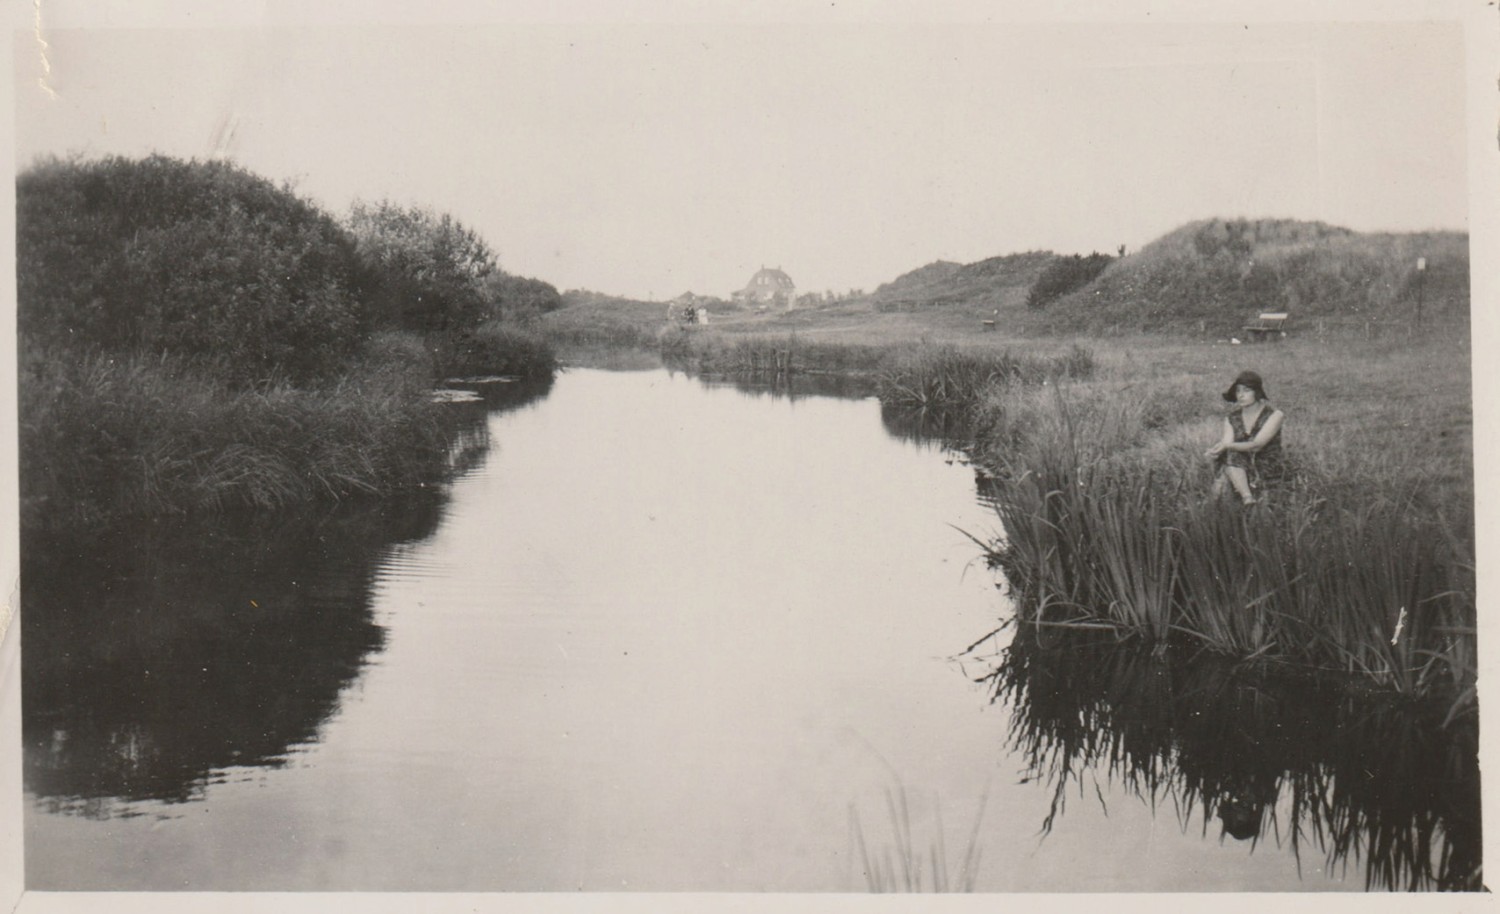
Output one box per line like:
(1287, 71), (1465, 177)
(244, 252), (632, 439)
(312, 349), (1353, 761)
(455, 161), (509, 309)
(1204, 370), (1285, 505)
(1216, 779), (1278, 841)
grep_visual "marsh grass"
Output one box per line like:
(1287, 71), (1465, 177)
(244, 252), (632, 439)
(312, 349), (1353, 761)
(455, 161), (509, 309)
(662, 331), (890, 377)
(877, 343), (1095, 411)
(20, 345), (475, 529)
(976, 361), (1474, 706)
(849, 783), (987, 893)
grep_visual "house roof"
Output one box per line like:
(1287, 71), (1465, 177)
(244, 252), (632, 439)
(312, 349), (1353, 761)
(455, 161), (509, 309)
(739, 266), (795, 293)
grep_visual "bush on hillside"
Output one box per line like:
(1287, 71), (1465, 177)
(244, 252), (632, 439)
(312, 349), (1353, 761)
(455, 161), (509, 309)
(1026, 253), (1116, 309)
(17, 154), (365, 384)
(346, 199), (498, 336)
(440, 321), (558, 379)
(483, 272), (563, 322)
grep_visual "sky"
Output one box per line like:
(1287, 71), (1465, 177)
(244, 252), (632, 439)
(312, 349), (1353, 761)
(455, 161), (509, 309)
(11, 9), (1476, 302)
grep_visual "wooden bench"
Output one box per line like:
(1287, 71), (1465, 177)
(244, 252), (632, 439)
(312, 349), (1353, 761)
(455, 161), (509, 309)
(1242, 312), (1289, 342)
(980, 309), (998, 332)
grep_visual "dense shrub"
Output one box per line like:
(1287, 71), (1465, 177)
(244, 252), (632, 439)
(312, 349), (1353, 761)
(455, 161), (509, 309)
(1025, 252), (1115, 309)
(346, 199), (497, 335)
(439, 322), (558, 379)
(483, 273), (563, 322)
(18, 155), (364, 384)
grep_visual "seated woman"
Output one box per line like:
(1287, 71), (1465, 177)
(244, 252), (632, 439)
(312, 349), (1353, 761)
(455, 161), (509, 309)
(1204, 370), (1285, 505)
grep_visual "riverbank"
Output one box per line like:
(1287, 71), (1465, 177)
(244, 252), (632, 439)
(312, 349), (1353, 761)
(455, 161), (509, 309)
(17, 155), (562, 530)
(972, 329), (1473, 713)
(18, 328), (555, 531)
(542, 308), (1474, 713)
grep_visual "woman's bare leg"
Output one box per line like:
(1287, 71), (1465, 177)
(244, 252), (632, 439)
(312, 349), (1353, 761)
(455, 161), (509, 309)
(1224, 466), (1254, 503)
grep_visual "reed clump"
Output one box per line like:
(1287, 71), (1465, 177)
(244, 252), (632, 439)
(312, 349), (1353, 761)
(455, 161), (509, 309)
(665, 332), (890, 377)
(876, 343), (1094, 412)
(976, 375), (1475, 708)
(19, 343), (475, 530)
(849, 782), (986, 893)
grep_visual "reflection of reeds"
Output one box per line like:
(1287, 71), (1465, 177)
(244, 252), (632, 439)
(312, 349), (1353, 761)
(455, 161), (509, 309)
(653, 334), (1094, 408)
(979, 628), (1481, 891)
(849, 782), (987, 892)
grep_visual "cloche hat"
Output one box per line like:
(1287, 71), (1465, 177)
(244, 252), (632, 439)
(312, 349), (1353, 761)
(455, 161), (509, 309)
(1222, 370), (1267, 403)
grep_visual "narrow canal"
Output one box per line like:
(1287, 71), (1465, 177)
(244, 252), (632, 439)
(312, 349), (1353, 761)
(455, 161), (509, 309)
(21, 367), (1479, 891)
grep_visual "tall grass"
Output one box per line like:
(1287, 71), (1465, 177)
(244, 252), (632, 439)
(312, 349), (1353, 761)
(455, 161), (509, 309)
(877, 343), (1095, 410)
(19, 344), (479, 529)
(977, 376), (1475, 707)
(661, 331), (891, 377)
(848, 783), (987, 892)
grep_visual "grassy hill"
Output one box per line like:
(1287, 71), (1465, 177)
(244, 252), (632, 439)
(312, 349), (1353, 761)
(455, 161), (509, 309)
(866, 251), (1056, 312)
(851, 218), (1467, 337)
(540, 217), (1468, 346)
(1032, 218), (1469, 335)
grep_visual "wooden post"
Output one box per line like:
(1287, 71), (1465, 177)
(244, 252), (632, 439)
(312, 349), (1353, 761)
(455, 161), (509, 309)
(1414, 256), (1427, 329)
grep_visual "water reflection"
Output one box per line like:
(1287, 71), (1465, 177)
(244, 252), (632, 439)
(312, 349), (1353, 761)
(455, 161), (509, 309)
(879, 403), (975, 450)
(678, 371), (1011, 514)
(455, 373), (556, 413)
(22, 494), (450, 817)
(692, 370), (879, 402)
(971, 627), (1482, 891)
(22, 376), (555, 819)
(438, 375), (554, 477)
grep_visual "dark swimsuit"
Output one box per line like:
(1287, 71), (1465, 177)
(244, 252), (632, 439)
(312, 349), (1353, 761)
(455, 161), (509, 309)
(1223, 404), (1284, 489)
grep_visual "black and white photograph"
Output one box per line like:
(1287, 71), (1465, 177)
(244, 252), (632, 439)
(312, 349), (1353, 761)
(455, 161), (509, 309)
(1, 1), (1495, 910)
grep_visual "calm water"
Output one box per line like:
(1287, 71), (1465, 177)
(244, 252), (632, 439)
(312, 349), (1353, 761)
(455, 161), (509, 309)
(21, 367), (1479, 892)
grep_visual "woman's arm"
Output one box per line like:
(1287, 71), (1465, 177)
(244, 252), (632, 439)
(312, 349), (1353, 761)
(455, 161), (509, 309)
(1223, 409), (1284, 453)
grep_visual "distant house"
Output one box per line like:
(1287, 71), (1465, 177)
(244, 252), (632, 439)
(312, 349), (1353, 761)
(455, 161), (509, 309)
(731, 266), (797, 310)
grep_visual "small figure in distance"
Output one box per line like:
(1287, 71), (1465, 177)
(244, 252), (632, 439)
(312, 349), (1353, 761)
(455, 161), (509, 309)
(1205, 370), (1285, 506)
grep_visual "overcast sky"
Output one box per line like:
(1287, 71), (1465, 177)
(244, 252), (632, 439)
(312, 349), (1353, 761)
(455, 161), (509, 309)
(13, 12), (1473, 301)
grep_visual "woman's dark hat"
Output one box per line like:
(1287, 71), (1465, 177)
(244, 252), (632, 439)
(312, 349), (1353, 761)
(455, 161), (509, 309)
(1223, 370), (1267, 402)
